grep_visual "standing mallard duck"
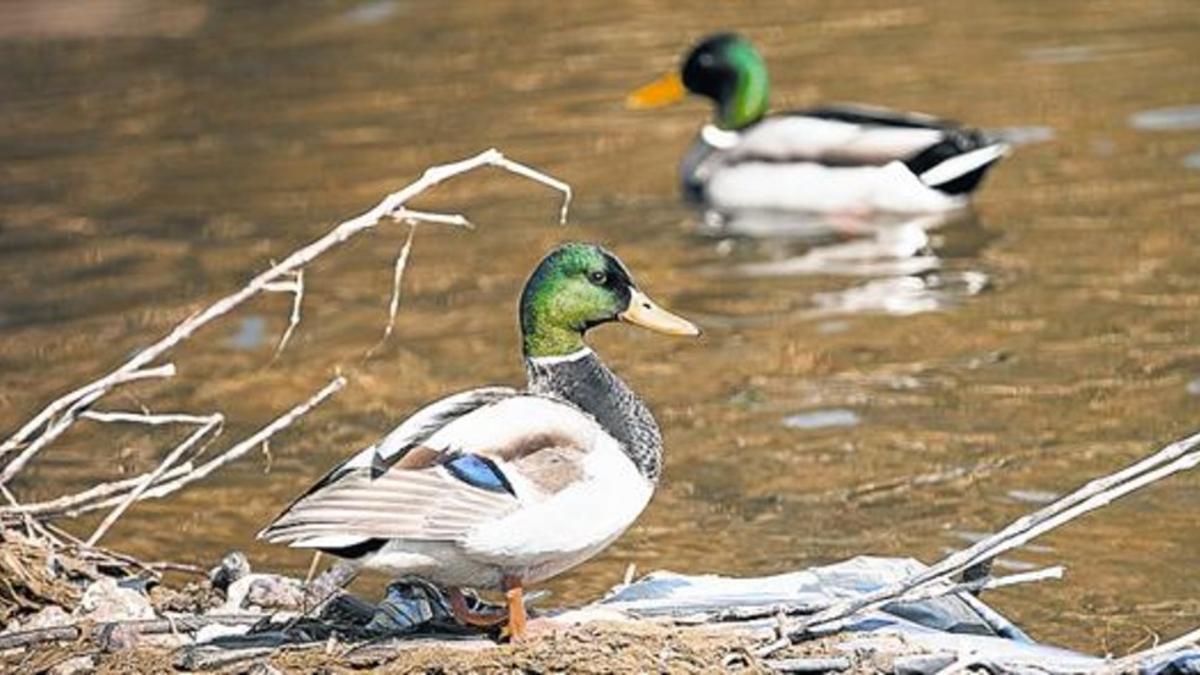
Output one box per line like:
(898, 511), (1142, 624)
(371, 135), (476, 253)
(629, 33), (1009, 214)
(259, 243), (699, 640)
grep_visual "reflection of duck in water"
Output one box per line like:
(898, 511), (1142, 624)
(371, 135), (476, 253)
(629, 33), (1009, 215)
(712, 210), (995, 317)
(260, 243), (700, 640)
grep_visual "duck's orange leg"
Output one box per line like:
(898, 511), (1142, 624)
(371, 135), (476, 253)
(447, 587), (506, 628)
(502, 576), (527, 641)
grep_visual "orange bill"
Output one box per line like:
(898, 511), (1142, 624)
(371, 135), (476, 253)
(626, 72), (686, 110)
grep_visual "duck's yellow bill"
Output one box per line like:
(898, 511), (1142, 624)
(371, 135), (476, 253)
(626, 72), (686, 110)
(620, 289), (701, 336)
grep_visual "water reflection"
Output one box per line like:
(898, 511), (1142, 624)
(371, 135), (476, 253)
(0, 0), (207, 40)
(703, 209), (994, 317)
(1129, 105), (1200, 132)
(782, 408), (861, 430)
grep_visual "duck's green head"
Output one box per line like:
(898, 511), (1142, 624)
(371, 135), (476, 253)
(520, 243), (700, 359)
(628, 32), (769, 131)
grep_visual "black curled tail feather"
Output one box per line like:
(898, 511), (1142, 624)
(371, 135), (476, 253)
(904, 129), (1009, 196)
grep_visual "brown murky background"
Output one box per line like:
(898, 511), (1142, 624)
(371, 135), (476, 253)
(2, 0), (1199, 655)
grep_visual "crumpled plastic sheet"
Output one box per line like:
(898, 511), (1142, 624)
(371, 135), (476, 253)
(597, 556), (1193, 674)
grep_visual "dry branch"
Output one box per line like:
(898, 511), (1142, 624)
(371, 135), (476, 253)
(0, 613), (265, 651)
(83, 375), (344, 511)
(0, 463), (195, 519)
(1109, 625), (1200, 673)
(757, 428), (1200, 657)
(0, 149), (570, 488)
(267, 270), (305, 359)
(0, 365), (176, 486)
(0, 379), (341, 527)
(367, 223), (417, 359)
(86, 413), (224, 546)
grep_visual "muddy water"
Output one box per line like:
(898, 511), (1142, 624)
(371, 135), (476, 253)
(2, 0), (1199, 654)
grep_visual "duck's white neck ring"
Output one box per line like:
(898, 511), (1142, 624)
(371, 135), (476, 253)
(527, 347), (593, 366)
(701, 124), (742, 149)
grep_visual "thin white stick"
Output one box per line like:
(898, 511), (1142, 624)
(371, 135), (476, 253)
(490, 154), (572, 225)
(2, 380), (338, 520)
(79, 411), (221, 426)
(0, 149), (569, 476)
(85, 414), (224, 546)
(0, 483), (56, 544)
(391, 208), (474, 229)
(271, 269), (305, 358)
(890, 566), (1063, 605)
(0, 462), (195, 518)
(1110, 625), (1200, 672)
(83, 375), (345, 509)
(366, 224), (417, 358)
(0, 365), (177, 487)
(758, 428), (1200, 657)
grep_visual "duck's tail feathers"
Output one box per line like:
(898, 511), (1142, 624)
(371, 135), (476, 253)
(905, 132), (1011, 196)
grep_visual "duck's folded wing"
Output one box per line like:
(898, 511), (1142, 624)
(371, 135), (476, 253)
(728, 104), (974, 166)
(271, 386), (519, 511)
(258, 395), (606, 549)
(257, 462), (519, 544)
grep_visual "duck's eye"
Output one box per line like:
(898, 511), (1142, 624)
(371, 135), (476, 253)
(699, 54), (715, 67)
(588, 270), (607, 285)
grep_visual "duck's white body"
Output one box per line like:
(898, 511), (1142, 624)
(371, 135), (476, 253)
(684, 106), (1009, 214)
(260, 352), (659, 591)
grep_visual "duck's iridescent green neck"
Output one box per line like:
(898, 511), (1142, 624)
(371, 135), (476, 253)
(522, 316), (586, 359)
(718, 41), (769, 130)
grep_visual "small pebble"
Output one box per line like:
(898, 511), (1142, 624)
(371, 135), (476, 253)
(77, 578), (155, 623)
(20, 605), (72, 631)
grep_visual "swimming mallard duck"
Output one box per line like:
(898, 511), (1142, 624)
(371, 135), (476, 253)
(259, 243), (699, 640)
(629, 33), (1009, 214)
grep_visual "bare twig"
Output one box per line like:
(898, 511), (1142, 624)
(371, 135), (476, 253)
(304, 551), (323, 585)
(86, 414), (224, 546)
(366, 224), (417, 359)
(1109, 625), (1200, 673)
(84, 375), (345, 508)
(0, 484), (61, 544)
(0, 365), (176, 487)
(0, 149), (569, 480)
(0, 613), (266, 651)
(79, 410), (219, 426)
(3, 377), (341, 523)
(0, 462), (195, 519)
(391, 207), (474, 229)
(757, 428), (1200, 657)
(268, 269), (305, 359)
(893, 566), (1063, 606)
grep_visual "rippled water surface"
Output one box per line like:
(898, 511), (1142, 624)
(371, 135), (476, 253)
(2, 0), (1200, 654)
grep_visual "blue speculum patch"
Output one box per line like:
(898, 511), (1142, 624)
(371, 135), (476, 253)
(444, 454), (516, 496)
